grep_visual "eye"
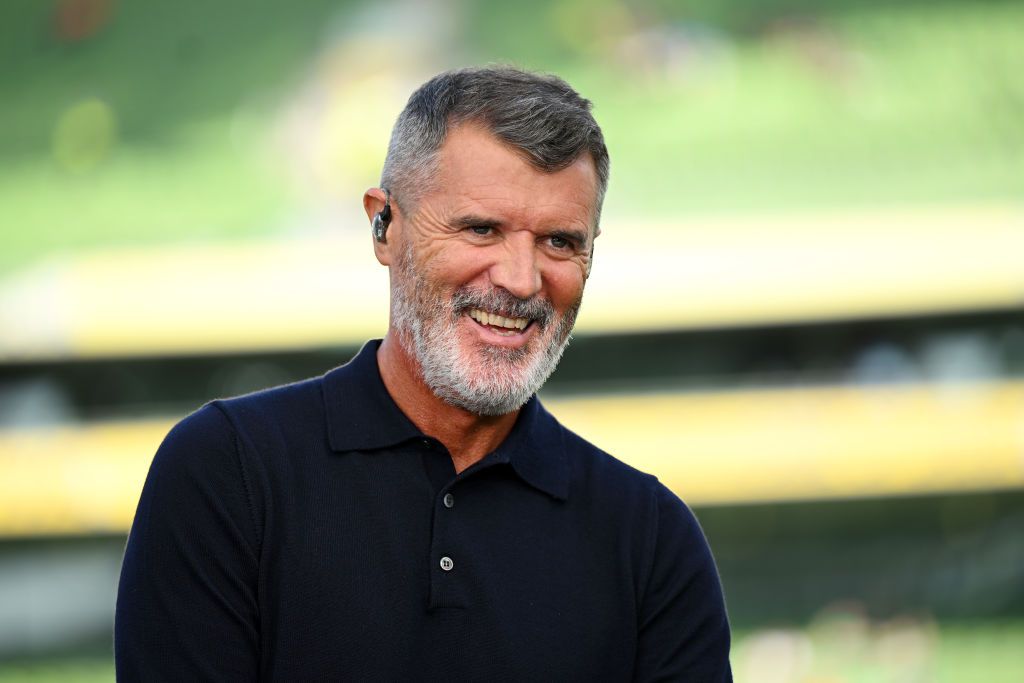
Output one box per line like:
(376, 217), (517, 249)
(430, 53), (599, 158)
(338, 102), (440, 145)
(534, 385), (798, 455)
(469, 225), (493, 236)
(548, 234), (577, 251)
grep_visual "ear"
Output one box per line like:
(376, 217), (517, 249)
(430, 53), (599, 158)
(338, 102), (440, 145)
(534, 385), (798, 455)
(363, 187), (392, 266)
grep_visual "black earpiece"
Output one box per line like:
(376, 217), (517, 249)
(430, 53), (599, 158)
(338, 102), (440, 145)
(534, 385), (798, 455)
(372, 190), (392, 243)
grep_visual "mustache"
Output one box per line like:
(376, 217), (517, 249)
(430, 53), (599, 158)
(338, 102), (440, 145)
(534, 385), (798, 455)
(450, 286), (554, 329)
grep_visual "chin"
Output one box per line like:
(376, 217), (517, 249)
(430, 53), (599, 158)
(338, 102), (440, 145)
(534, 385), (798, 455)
(430, 329), (567, 416)
(391, 265), (578, 415)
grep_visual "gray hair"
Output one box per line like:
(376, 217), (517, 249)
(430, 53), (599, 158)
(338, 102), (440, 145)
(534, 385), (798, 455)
(380, 66), (610, 226)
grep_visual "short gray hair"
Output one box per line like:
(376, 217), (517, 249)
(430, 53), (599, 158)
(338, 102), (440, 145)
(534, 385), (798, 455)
(380, 66), (610, 226)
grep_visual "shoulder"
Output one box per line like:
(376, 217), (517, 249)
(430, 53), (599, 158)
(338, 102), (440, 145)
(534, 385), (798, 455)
(160, 375), (325, 445)
(185, 376), (329, 463)
(558, 419), (659, 499)
(554, 413), (709, 546)
(137, 403), (262, 553)
(152, 375), (325, 486)
(552, 417), (696, 528)
(540, 414), (731, 677)
(209, 375), (325, 437)
(144, 402), (236, 493)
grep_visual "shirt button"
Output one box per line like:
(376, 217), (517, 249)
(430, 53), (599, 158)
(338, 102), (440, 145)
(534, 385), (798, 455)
(442, 493), (454, 509)
(439, 556), (454, 572)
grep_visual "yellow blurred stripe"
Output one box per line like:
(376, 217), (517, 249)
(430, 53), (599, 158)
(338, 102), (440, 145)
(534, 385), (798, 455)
(2, 380), (1023, 536)
(585, 204), (1024, 334)
(0, 419), (168, 537)
(1, 205), (1022, 361)
(546, 381), (1024, 505)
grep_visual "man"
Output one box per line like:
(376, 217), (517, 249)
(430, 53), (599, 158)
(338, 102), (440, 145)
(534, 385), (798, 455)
(116, 66), (731, 681)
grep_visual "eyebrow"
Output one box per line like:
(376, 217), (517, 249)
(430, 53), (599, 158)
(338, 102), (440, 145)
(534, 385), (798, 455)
(451, 214), (503, 229)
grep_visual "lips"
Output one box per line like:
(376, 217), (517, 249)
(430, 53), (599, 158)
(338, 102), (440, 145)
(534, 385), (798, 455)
(466, 308), (530, 331)
(451, 287), (552, 341)
(465, 309), (534, 338)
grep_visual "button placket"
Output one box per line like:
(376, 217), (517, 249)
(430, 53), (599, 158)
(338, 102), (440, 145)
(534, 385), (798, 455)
(428, 480), (467, 607)
(437, 491), (455, 575)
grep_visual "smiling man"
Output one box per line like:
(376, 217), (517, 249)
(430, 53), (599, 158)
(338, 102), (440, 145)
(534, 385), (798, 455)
(116, 67), (732, 681)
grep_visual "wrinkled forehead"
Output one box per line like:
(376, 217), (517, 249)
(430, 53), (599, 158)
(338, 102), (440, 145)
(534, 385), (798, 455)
(428, 124), (600, 232)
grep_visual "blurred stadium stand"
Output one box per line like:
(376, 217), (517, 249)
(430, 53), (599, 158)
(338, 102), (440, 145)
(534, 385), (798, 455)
(2, 211), (1023, 663)
(3, 210), (1023, 534)
(2, 0), (1023, 677)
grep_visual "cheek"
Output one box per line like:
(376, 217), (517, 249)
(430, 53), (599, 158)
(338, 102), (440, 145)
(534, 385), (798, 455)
(435, 246), (496, 287)
(544, 265), (587, 310)
(414, 244), (461, 287)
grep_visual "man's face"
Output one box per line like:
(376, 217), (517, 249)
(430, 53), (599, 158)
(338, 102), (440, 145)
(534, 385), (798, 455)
(388, 123), (599, 415)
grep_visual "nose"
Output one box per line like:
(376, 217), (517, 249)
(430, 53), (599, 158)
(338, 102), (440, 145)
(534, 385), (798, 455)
(489, 237), (542, 300)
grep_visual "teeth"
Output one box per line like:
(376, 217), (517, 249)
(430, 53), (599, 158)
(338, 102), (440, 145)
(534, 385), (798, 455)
(468, 308), (529, 331)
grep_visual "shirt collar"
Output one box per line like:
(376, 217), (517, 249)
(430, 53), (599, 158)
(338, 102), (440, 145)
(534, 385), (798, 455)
(322, 340), (569, 501)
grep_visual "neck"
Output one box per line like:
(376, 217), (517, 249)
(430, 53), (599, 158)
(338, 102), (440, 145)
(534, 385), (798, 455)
(376, 331), (520, 474)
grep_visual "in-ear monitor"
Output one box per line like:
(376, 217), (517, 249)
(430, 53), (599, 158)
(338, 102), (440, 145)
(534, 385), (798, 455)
(373, 189), (392, 243)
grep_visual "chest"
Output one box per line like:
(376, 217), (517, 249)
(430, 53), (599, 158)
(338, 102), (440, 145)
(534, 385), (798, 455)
(258, 454), (639, 680)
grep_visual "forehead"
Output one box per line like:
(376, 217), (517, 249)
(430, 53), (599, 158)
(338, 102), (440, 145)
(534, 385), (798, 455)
(427, 123), (599, 230)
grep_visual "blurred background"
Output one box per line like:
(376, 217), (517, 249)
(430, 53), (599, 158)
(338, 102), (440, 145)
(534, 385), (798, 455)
(1, 0), (1023, 680)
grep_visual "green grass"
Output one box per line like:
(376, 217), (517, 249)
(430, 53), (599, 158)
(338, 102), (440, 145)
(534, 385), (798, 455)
(0, 659), (111, 683)
(585, 1), (1024, 217)
(1, 0), (1022, 274)
(730, 619), (1024, 682)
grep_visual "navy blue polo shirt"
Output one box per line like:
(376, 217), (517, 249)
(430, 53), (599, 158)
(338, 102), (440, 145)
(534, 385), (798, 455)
(115, 341), (731, 681)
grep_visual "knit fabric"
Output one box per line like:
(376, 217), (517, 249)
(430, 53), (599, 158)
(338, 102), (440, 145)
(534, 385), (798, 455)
(115, 340), (731, 681)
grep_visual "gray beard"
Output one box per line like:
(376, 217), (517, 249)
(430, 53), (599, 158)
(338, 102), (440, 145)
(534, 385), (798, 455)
(390, 243), (579, 416)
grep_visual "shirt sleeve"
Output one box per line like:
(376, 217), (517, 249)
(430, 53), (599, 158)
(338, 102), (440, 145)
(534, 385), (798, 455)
(633, 482), (732, 682)
(115, 403), (261, 681)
